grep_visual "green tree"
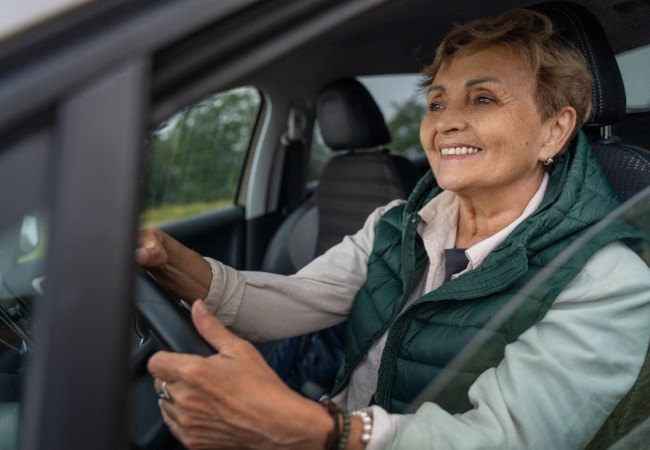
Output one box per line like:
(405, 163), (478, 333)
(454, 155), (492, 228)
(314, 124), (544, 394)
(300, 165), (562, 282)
(307, 123), (334, 183)
(145, 88), (260, 210)
(386, 94), (424, 158)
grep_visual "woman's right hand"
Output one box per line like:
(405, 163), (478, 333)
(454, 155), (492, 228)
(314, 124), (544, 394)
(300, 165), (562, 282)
(135, 228), (213, 302)
(136, 228), (169, 269)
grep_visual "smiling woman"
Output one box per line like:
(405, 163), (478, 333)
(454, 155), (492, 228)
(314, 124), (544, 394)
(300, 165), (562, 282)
(422, 73), (575, 246)
(421, 47), (560, 222)
(136, 7), (649, 450)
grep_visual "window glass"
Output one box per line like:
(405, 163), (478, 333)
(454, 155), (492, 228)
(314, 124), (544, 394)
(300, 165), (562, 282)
(142, 87), (261, 226)
(0, 129), (51, 449)
(308, 75), (425, 182)
(616, 45), (650, 111)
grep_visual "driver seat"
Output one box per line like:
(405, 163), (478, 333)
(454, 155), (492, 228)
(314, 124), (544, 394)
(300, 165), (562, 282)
(530, 2), (650, 201)
(529, 2), (650, 448)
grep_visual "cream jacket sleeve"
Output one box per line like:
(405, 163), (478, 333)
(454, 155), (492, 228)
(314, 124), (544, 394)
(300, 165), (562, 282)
(202, 200), (403, 342)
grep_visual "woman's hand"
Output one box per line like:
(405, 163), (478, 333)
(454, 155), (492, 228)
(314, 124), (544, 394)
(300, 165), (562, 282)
(147, 300), (333, 450)
(136, 228), (169, 268)
(136, 229), (212, 302)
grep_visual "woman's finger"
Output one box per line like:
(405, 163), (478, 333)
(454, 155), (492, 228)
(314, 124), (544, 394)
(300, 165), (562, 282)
(147, 351), (204, 384)
(190, 300), (240, 352)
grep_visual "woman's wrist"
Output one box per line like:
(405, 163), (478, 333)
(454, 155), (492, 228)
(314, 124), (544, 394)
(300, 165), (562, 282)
(350, 411), (372, 448)
(346, 413), (370, 450)
(318, 399), (370, 450)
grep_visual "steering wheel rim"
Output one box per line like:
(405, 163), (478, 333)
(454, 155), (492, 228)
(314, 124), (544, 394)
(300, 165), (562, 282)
(130, 270), (214, 449)
(133, 269), (214, 357)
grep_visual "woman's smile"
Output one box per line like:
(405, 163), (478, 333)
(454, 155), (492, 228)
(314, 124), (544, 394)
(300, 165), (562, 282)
(439, 144), (482, 157)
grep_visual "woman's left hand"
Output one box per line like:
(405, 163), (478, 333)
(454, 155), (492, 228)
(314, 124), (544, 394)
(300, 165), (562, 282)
(147, 300), (332, 450)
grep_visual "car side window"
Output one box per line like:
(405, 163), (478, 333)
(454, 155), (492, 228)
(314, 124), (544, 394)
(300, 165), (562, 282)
(0, 129), (51, 449)
(142, 87), (261, 226)
(308, 75), (425, 183)
(616, 44), (650, 111)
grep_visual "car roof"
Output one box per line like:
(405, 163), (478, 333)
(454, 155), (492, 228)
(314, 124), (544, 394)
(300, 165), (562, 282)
(0, 0), (95, 41)
(1, 0), (647, 128)
(151, 0), (650, 116)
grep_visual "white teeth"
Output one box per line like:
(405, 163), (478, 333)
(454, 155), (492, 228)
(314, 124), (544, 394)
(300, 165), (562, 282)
(440, 146), (480, 156)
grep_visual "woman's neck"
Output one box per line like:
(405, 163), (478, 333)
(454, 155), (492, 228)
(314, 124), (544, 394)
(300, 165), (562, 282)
(454, 176), (544, 248)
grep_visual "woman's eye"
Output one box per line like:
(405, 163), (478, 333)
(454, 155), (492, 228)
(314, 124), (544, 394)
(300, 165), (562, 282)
(428, 101), (444, 111)
(474, 95), (495, 105)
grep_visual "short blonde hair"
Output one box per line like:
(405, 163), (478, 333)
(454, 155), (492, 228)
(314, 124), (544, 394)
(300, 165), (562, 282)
(421, 9), (592, 147)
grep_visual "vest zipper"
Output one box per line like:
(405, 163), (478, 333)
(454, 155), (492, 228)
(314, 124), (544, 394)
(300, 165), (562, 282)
(375, 308), (413, 409)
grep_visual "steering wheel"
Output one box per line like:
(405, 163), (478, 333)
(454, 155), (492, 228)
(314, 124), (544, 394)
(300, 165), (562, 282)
(130, 270), (214, 449)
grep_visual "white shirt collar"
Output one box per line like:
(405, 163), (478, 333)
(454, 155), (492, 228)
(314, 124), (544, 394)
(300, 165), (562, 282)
(416, 173), (549, 290)
(465, 173), (549, 271)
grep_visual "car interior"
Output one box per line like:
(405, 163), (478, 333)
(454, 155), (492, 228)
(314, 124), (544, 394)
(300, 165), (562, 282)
(0, 0), (648, 448)
(256, 3), (650, 442)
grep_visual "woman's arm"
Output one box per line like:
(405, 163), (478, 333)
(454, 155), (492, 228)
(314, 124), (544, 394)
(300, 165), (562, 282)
(203, 200), (405, 341)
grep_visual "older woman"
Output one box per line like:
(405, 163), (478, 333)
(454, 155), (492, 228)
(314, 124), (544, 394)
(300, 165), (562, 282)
(139, 9), (650, 450)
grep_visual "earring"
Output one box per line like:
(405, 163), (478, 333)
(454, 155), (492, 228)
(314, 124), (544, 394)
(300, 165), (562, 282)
(544, 154), (554, 166)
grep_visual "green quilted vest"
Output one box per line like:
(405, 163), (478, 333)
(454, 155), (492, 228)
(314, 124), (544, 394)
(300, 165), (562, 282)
(331, 132), (639, 414)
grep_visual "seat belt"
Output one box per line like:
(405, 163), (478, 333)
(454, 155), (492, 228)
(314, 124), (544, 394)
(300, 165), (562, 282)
(279, 107), (308, 214)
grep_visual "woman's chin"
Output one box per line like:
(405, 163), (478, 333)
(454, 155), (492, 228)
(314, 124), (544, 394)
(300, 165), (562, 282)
(436, 178), (473, 194)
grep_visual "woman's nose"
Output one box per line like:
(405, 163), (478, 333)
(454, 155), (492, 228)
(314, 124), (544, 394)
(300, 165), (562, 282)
(436, 103), (468, 134)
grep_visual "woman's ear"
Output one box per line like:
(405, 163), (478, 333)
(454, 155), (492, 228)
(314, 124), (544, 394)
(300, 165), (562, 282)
(539, 106), (577, 162)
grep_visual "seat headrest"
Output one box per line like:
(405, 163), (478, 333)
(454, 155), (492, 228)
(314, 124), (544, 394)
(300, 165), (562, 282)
(316, 78), (391, 151)
(529, 1), (626, 125)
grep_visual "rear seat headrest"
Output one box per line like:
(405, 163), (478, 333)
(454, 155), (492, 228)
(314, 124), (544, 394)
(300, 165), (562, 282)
(529, 1), (626, 126)
(316, 77), (391, 151)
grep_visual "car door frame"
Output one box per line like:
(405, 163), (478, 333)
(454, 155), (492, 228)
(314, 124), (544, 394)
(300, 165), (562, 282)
(0, 1), (389, 449)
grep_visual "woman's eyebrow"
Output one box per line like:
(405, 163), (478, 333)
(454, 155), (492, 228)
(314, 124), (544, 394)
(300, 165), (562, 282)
(427, 84), (445, 94)
(428, 77), (504, 93)
(465, 77), (502, 87)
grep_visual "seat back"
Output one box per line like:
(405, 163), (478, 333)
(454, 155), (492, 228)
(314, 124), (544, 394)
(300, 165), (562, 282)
(530, 2), (650, 448)
(262, 77), (420, 275)
(530, 1), (650, 202)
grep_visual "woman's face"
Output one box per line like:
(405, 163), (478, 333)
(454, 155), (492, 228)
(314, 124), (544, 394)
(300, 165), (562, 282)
(420, 46), (552, 200)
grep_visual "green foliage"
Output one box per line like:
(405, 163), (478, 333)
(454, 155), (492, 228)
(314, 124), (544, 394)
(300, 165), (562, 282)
(145, 88), (261, 209)
(307, 123), (334, 183)
(386, 95), (425, 158)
